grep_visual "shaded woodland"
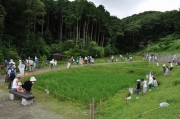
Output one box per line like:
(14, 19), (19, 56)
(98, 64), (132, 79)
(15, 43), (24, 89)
(0, 0), (180, 62)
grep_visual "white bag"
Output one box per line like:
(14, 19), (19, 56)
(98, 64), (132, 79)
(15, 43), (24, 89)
(129, 88), (133, 94)
(160, 102), (169, 107)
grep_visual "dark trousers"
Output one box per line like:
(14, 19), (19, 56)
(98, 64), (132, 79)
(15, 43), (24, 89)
(8, 77), (14, 89)
(8, 79), (13, 89)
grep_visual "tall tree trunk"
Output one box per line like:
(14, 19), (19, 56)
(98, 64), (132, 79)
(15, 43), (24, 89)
(101, 33), (104, 47)
(90, 22), (94, 41)
(33, 18), (36, 35)
(59, 15), (63, 43)
(76, 20), (78, 45)
(41, 14), (44, 35)
(46, 10), (49, 30)
(94, 23), (97, 42)
(97, 25), (100, 45)
(83, 21), (86, 45)
(85, 18), (89, 43)
(133, 32), (134, 47)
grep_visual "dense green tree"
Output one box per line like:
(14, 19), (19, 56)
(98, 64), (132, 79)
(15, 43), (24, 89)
(1, 0), (180, 62)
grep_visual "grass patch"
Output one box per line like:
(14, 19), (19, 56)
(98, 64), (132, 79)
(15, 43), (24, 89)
(33, 64), (146, 104)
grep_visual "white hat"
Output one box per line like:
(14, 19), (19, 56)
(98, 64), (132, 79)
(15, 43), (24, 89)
(163, 64), (165, 66)
(137, 79), (140, 82)
(18, 82), (22, 86)
(16, 74), (22, 78)
(30, 76), (36, 82)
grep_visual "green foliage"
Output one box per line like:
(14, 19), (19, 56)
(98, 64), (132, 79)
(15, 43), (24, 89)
(138, 42), (145, 49)
(1, 0), (180, 60)
(39, 55), (47, 61)
(86, 41), (104, 57)
(63, 45), (88, 58)
(145, 37), (180, 53)
(104, 44), (112, 56)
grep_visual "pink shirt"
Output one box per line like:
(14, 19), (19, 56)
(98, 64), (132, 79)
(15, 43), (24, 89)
(17, 86), (24, 92)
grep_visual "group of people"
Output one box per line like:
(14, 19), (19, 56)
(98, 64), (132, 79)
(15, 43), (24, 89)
(73, 56), (94, 65)
(4, 58), (37, 94)
(5, 57), (39, 72)
(108, 54), (132, 63)
(66, 56), (95, 68)
(162, 61), (175, 76)
(11, 74), (36, 94)
(126, 71), (159, 100)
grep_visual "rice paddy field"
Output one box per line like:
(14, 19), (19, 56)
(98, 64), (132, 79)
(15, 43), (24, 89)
(9, 56), (180, 119)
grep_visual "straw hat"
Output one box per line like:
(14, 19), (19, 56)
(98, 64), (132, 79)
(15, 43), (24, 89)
(30, 76), (36, 82)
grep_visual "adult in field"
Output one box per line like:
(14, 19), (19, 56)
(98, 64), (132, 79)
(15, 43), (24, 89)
(148, 76), (153, 91)
(11, 74), (22, 91)
(165, 66), (169, 76)
(22, 76), (36, 94)
(162, 64), (166, 76)
(7, 65), (16, 89)
(4, 60), (10, 69)
(29, 59), (34, 71)
(169, 62), (174, 72)
(35, 58), (39, 70)
(135, 79), (141, 99)
(84, 56), (88, 64)
(50, 59), (55, 69)
(111, 55), (114, 62)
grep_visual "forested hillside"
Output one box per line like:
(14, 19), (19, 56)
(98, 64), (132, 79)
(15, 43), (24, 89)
(0, 0), (180, 63)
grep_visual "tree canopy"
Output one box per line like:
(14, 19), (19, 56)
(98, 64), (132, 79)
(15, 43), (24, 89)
(0, 0), (180, 63)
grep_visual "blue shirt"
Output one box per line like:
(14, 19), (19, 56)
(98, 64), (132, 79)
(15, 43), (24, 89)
(7, 68), (16, 76)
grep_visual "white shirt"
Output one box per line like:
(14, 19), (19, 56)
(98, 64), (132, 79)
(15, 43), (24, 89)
(170, 63), (173, 67)
(148, 76), (153, 84)
(12, 78), (18, 89)
(142, 80), (147, 87)
(153, 80), (158, 86)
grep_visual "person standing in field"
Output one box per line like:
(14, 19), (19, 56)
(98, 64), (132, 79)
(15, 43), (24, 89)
(162, 64), (166, 76)
(169, 62), (174, 73)
(165, 66), (169, 76)
(111, 55), (114, 62)
(148, 76), (153, 91)
(152, 77), (158, 87)
(7, 65), (16, 89)
(135, 79), (141, 99)
(141, 78), (147, 95)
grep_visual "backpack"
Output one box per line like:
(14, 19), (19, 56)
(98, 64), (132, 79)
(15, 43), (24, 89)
(10, 68), (15, 78)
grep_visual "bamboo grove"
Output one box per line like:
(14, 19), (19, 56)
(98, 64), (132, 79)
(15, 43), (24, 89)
(0, 0), (180, 62)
